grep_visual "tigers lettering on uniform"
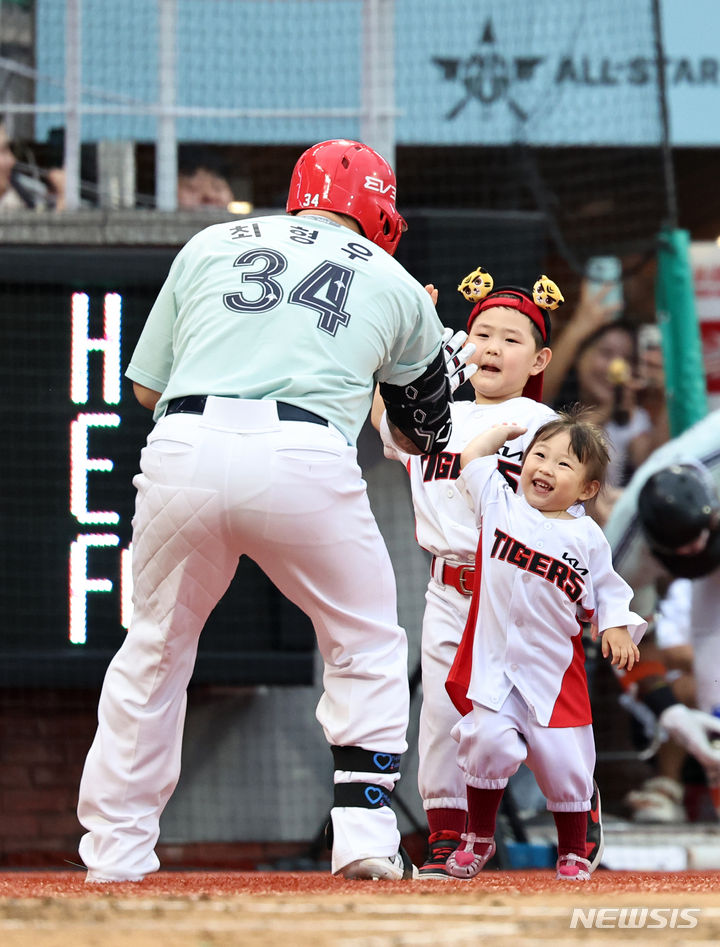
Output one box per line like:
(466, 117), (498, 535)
(490, 527), (586, 602)
(422, 451), (462, 482)
(421, 450), (521, 487)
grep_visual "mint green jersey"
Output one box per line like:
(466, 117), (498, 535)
(126, 214), (445, 443)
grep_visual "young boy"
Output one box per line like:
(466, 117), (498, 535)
(373, 269), (573, 878)
(445, 412), (646, 880)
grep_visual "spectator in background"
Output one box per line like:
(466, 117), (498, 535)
(542, 279), (623, 406)
(629, 324), (670, 474)
(177, 146), (234, 209)
(0, 118), (65, 211)
(548, 314), (668, 495)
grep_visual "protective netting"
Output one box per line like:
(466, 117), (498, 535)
(1, 0), (677, 865)
(28, 0), (670, 285)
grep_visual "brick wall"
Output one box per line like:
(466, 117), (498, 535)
(0, 689), (98, 866)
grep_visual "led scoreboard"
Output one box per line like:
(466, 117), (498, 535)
(0, 246), (315, 688)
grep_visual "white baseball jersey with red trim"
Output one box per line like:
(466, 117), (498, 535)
(380, 398), (557, 560)
(455, 456), (646, 727)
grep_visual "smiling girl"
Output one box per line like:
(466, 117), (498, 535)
(444, 407), (646, 881)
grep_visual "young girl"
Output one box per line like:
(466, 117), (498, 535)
(445, 408), (646, 881)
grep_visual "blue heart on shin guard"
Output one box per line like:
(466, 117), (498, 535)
(372, 753), (399, 772)
(364, 786), (390, 807)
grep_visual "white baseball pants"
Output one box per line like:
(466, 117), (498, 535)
(452, 686), (595, 812)
(417, 578), (469, 811)
(77, 398), (409, 880)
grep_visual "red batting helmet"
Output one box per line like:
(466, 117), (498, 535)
(286, 139), (407, 255)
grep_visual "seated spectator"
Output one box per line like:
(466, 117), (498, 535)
(0, 118), (65, 211)
(177, 147), (234, 209)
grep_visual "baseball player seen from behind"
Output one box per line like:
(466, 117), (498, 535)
(372, 269), (594, 878)
(444, 410), (646, 881)
(76, 139), (473, 884)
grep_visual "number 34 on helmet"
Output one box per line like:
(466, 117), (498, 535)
(286, 139), (408, 256)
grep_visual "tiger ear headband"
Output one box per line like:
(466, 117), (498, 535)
(532, 275), (565, 313)
(457, 266), (565, 313)
(457, 266), (495, 303)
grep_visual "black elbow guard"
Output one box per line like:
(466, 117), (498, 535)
(379, 348), (452, 454)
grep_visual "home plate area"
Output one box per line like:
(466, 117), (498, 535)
(1, 869), (720, 946)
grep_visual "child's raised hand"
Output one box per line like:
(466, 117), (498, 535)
(460, 422), (527, 468)
(424, 284), (439, 306)
(490, 421), (526, 441)
(601, 626), (640, 670)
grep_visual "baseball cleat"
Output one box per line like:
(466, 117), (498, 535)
(586, 779), (605, 871)
(556, 852), (592, 881)
(85, 870), (145, 883)
(339, 850), (418, 881)
(417, 830), (462, 880)
(445, 832), (496, 879)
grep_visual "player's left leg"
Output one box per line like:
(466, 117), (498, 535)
(78, 418), (241, 882)
(687, 574), (720, 819)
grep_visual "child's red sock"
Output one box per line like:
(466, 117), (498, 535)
(427, 807), (467, 837)
(466, 786), (505, 837)
(553, 810), (588, 858)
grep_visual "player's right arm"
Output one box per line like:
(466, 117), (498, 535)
(378, 343), (452, 455)
(373, 319), (476, 449)
(133, 382), (162, 411)
(370, 385), (386, 432)
(376, 274), (472, 455)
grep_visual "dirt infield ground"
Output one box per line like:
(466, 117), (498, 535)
(1, 870), (719, 946)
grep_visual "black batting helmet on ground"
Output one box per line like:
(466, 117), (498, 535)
(637, 462), (720, 578)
